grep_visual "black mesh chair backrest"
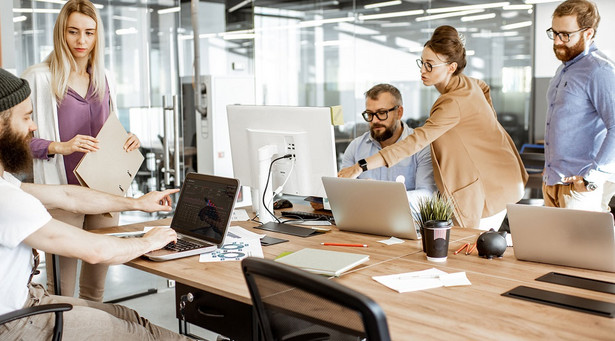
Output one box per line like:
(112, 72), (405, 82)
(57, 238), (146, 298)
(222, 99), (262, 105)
(242, 257), (391, 341)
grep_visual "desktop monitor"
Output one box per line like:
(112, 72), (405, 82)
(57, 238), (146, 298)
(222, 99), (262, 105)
(227, 105), (338, 221)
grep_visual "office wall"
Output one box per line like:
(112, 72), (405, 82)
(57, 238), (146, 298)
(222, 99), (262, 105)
(533, 0), (615, 141)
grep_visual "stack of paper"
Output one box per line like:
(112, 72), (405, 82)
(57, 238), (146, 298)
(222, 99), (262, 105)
(275, 248), (369, 277)
(373, 268), (471, 293)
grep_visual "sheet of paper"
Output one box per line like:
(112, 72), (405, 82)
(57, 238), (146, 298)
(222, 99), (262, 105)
(199, 228), (264, 262)
(227, 225), (266, 239)
(232, 209), (250, 221)
(378, 237), (405, 245)
(373, 268), (471, 293)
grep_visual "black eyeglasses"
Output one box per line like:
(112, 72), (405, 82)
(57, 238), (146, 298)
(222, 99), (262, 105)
(546, 27), (588, 43)
(362, 106), (398, 122)
(416, 59), (450, 72)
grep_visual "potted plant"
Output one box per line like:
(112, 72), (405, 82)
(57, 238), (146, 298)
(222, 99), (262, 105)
(414, 192), (454, 253)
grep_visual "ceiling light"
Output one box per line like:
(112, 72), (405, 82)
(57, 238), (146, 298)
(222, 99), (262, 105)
(158, 7), (180, 15)
(228, 0), (252, 13)
(359, 9), (424, 21)
(416, 9), (484, 22)
(503, 5), (533, 10)
(364, 1), (401, 9)
(471, 31), (519, 38)
(116, 27), (138, 35)
(426, 2), (509, 14)
(461, 13), (496, 22)
(13, 8), (61, 14)
(34, 0), (65, 4)
(13, 16), (27, 23)
(380, 22), (411, 28)
(501, 21), (532, 30)
(299, 17), (354, 28)
(524, 0), (559, 4)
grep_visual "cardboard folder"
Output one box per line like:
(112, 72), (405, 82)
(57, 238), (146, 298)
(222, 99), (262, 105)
(74, 114), (144, 197)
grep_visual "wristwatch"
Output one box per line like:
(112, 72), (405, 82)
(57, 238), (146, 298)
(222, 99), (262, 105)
(583, 178), (598, 191)
(358, 159), (368, 172)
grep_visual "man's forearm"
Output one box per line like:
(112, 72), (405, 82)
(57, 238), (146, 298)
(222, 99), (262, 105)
(22, 182), (138, 214)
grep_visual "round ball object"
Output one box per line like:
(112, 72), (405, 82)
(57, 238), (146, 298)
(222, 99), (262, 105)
(476, 229), (507, 259)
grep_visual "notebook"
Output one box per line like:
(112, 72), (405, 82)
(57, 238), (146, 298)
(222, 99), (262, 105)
(507, 204), (615, 272)
(275, 248), (369, 277)
(321, 176), (419, 240)
(144, 173), (240, 261)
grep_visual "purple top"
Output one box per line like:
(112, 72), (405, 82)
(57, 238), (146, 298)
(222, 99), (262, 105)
(30, 76), (110, 185)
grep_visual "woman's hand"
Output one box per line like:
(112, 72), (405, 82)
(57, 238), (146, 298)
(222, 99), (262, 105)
(51, 134), (99, 155)
(338, 164), (362, 179)
(124, 133), (141, 152)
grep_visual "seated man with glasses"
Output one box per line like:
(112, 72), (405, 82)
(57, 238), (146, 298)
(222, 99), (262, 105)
(342, 83), (436, 211)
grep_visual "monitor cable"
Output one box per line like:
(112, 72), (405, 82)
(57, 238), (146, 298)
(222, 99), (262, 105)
(262, 154), (293, 223)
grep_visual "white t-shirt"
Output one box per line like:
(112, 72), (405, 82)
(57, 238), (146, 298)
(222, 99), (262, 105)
(0, 172), (52, 315)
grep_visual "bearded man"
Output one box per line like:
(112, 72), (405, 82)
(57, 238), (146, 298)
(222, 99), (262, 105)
(542, 0), (615, 211)
(341, 83), (436, 211)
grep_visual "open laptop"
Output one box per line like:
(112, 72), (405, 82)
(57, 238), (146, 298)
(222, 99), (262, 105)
(321, 176), (419, 239)
(144, 173), (240, 261)
(507, 204), (615, 272)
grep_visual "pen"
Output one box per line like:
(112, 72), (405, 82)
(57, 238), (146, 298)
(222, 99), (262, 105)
(454, 243), (469, 255)
(321, 243), (368, 248)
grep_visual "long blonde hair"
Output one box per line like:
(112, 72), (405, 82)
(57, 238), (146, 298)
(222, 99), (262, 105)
(46, 0), (106, 102)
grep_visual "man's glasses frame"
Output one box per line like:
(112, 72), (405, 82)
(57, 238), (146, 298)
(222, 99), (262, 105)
(416, 59), (450, 72)
(546, 27), (588, 43)
(362, 106), (398, 122)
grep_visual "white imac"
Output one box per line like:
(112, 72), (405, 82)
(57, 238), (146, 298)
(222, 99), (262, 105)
(227, 105), (338, 223)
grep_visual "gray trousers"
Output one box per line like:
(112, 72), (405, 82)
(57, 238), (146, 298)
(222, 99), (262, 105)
(0, 284), (192, 341)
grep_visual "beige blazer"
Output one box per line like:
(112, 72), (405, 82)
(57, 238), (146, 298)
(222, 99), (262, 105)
(379, 74), (528, 228)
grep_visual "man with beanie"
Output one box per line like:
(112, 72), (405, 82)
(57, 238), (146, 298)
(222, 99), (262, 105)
(0, 68), (192, 340)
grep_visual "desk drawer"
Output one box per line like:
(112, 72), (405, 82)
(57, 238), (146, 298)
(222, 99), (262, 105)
(175, 283), (254, 341)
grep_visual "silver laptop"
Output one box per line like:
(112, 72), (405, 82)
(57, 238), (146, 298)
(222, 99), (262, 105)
(144, 173), (240, 261)
(321, 176), (419, 239)
(507, 204), (615, 272)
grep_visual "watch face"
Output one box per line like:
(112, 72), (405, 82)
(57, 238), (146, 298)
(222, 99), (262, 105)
(587, 183), (598, 191)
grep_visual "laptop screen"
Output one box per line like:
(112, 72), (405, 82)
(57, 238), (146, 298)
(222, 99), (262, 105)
(170, 173), (240, 246)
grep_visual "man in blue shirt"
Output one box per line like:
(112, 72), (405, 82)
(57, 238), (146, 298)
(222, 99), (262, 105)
(342, 84), (436, 211)
(543, 0), (615, 210)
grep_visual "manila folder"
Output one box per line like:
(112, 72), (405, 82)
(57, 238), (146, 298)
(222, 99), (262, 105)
(74, 114), (144, 197)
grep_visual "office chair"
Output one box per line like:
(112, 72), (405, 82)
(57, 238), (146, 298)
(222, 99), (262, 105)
(241, 257), (391, 341)
(0, 303), (72, 341)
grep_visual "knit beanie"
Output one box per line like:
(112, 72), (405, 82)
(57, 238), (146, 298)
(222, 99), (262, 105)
(0, 68), (31, 112)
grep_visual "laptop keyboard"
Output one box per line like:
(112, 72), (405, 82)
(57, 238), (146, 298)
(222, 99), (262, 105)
(164, 238), (204, 252)
(281, 211), (334, 222)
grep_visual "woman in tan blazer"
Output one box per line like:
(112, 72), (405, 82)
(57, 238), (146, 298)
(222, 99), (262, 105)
(339, 26), (528, 228)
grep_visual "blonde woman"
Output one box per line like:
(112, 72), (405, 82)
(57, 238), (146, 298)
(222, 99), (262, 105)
(22, 0), (140, 301)
(339, 26), (528, 229)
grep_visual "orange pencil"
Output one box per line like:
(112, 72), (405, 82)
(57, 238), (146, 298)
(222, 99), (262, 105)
(466, 241), (477, 255)
(454, 243), (469, 255)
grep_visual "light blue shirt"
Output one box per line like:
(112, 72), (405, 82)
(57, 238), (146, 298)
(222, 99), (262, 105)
(544, 44), (615, 186)
(342, 121), (437, 211)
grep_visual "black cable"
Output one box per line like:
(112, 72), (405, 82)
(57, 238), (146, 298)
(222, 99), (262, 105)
(262, 154), (293, 223)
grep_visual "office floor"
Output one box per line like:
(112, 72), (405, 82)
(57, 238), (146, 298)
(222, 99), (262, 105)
(31, 211), (225, 341)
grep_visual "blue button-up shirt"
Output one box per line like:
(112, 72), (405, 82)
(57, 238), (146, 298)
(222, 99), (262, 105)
(544, 44), (615, 186)
(342, 121), (437, 210)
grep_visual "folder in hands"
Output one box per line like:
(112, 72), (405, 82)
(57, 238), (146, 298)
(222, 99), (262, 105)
(73, 114), (144, 197)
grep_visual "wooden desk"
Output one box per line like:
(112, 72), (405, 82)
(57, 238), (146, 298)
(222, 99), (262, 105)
(104, 219), (615, 340)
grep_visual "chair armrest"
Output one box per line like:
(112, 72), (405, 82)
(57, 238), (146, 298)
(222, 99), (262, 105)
(0, 303), (73, 325)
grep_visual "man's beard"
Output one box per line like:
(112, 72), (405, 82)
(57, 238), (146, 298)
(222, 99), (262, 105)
(370, 123), (396, 142)
(553, 35), (585, 62)
(0, 123), (33, 173)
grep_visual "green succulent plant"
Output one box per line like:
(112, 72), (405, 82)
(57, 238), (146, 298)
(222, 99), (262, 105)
(414, 192), (454, 227)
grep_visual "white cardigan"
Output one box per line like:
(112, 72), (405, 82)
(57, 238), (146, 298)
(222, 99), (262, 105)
(22, 63), (118, 185)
